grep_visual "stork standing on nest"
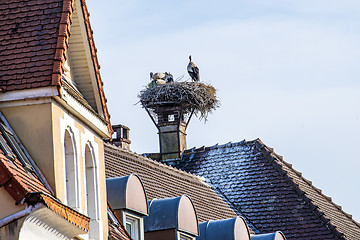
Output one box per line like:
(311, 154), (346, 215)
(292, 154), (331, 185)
(187, 55), (200, 82)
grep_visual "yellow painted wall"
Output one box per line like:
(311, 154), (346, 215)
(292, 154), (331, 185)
(2, 104), (56, 191)
(0, 188), (25, 219)
(2, 101), (108, 239)
(94, 135), (108, 239)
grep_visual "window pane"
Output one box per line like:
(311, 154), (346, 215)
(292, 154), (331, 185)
(126, 222), (132, 235)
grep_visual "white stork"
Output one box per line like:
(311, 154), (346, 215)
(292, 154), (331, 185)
(187, 55), (200, 81)
(165, 72), (174, 83)
(151, 72), (166, 84)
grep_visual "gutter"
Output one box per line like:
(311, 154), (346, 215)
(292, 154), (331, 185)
(0, 203), (43, 228)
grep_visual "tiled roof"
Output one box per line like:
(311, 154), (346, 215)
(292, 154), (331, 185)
(0, 0), (112, 133)
(0, 139), (90, 232)
(0, 0), (60, 91)
(108, 204), (132, 240)
(0, 115), (90, 232)
(173, 139), (360, 240)
(0, 145), (51, 203)
(108, 220), (132, 240)
(37, 192), (90, 232)
(104, 143), (238, 223)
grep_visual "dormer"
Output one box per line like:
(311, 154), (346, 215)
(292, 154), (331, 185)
(197, 217), (250, 240)
(106, 174), (148, 240)
(62, 0), (105, 117)
(144, 195), (198, 240)
(250, 232), (286, 240)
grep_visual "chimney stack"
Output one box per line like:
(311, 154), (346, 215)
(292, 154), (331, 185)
(143, 104), (193, 161)
(111, 124), (131, 150)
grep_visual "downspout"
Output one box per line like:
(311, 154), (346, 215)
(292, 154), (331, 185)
(0, 203), (43, 228)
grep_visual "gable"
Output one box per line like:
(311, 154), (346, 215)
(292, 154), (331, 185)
(0, 0), (112, 134)
(65, 0), (104, 116)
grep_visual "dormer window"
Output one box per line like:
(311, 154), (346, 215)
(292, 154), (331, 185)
(179, 232), (195, 240)
(124, 211), (142, 240)
(144, 195), (198, 240)
(106, 174), (148, 240)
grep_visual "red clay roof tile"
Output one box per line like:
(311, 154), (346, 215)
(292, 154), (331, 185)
(0, 0), (112, 134)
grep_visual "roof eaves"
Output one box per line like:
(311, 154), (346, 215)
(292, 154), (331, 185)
(254, 139), (356, 240)
(79, 0), (113, 136)
(50, 0), (112, 137)
(26, 192), (90, 232)
(0, 155), (51, 204)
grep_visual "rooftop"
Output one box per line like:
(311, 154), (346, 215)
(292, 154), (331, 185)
(104, 143), (238, 223)
(172, 139), (360, 239)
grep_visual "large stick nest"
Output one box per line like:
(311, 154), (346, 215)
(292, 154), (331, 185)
(138, 82), (220, 121)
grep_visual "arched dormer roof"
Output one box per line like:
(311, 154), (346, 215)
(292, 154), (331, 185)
(144, 195), (198, 235)
(106, 174), (148, 216)
(250, 232), (286, 240)
(197, 217), (250, 240)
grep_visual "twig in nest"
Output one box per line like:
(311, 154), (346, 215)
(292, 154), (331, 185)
(138, 82), (220, 121)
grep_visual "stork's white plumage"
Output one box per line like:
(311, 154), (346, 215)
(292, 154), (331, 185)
(152, 72), (166, 80)
(187, 55), (200, 81)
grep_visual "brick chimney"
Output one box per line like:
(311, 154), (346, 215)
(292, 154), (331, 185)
(111, 124), (131, 150)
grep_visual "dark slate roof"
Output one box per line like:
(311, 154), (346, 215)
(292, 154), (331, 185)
(0, 0), (111, 131)
(172, 139), (360, 240)
(104, 143), (238, 223)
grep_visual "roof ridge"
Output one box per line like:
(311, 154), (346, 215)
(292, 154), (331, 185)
(105, 143), (210, 187)
(254, 139), (359, 239)
(184, 139), (250, 153)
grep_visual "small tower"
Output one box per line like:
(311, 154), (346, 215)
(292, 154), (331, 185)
(139, 81), (219, 161)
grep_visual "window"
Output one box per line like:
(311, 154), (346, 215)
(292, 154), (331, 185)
(178, 232), (195, 240)
(122, 128), (129, 140)
(123, 212), (143, 240)
(0, 123), (34, 173)
(84, 143), (99, 219)
(64, 129), (80, 209)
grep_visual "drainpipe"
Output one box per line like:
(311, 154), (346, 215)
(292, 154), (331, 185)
(0, 203), (43, 228)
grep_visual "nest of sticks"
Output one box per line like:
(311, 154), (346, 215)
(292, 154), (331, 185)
(138, 82), (220, 121)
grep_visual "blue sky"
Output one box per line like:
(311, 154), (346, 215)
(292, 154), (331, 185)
(87, 0), (360, 222)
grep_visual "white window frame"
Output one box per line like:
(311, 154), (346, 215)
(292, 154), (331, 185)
(63, 127), (80, 210)
(122, 211), (144, 240)
(84, 142), (100, 219)
(178, 231), (195, 240)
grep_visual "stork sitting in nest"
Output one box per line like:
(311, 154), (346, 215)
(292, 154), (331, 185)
(148, 72), (174, 88)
